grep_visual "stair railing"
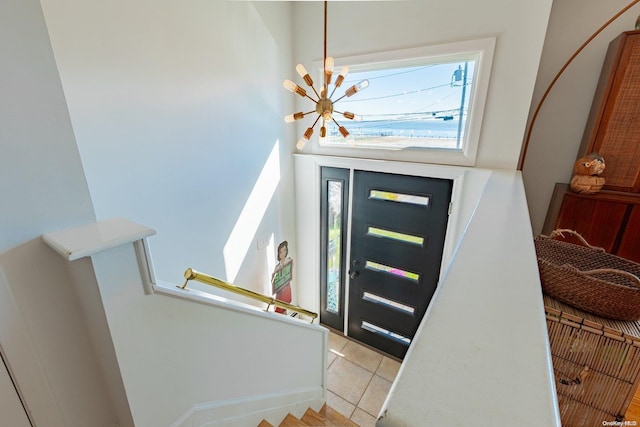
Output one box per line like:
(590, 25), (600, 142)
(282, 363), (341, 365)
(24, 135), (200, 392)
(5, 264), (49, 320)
(179, 268), (318, 323)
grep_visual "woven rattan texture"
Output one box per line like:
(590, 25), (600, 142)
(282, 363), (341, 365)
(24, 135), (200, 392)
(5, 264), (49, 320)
(544, 294), (640, 339)
(545, 294), (640, 425)
(598, 35), (640, 189)
(536, 235), (640, 320)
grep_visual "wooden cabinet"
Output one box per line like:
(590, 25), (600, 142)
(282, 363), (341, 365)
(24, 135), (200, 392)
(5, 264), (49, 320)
(618, 205), (640, 261)
(543, 183), (640, 263)
(578, 30), (640, 193)
(546, 31), (640, 264)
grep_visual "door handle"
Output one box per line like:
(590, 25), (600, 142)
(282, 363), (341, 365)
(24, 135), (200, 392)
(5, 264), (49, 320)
(349, 270), (360, 279)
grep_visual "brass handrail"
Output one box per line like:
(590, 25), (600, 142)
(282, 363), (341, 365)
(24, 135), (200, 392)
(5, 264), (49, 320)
(179, 268), (318, 323)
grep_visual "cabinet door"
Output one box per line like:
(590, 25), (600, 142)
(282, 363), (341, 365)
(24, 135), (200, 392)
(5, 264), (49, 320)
(581, 31), (640, 193)
(554, 194), (627, 252)
(617, 205), (640, 262)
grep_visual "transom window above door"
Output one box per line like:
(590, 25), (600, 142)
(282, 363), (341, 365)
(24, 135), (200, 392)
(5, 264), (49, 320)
(314, 37), (495, 166)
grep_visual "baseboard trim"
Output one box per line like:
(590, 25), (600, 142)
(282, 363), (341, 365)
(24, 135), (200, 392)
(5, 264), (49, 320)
(172, 386), (325, 427)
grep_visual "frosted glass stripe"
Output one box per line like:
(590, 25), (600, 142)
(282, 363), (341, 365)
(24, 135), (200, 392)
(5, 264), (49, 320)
(367, 226), (424, 246)
(362, 320), (411, 345)
(369, 190), (430, 206)
(363, 291), (415, 315)
(365, 260), (420, 282)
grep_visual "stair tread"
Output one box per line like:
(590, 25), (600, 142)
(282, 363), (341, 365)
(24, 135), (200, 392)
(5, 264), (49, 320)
(300, 407), (324, 425)
(262, 403), (360, 427)
(319, 404), (360, 427)
(279, 413), (308, 427)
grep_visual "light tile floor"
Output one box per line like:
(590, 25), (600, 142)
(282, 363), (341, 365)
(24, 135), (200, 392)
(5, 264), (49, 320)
(326, 331), (401, 427)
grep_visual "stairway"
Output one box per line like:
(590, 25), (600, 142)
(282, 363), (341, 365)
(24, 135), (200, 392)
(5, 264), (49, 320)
(258, 404), (360, 427)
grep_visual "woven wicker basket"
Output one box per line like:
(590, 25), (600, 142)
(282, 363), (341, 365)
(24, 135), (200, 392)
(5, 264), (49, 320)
(535, 229), (640, 321)
(544, 294), (640, 426)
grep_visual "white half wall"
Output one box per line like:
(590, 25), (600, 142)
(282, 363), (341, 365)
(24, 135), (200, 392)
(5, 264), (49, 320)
(379, 170), (559, 426)
(40, 217), (328, 427)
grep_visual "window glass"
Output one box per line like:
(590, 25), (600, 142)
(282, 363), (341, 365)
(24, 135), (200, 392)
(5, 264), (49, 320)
(316, 38), (495, 165)
(327, 59), (475, 150)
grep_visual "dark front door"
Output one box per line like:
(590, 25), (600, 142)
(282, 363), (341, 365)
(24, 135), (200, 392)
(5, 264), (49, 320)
(348, 170), (452, 359)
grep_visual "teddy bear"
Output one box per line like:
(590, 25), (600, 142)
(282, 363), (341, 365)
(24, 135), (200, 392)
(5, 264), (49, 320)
(569, 152), (605, 194)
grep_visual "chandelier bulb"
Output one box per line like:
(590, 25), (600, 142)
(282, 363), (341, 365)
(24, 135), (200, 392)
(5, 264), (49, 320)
(285, 112), (305, 123)
(343, 112), (362, 122)
(296, 64), (314, 87)
(338, 126), (349, 138)
(283, 79), (296, 92)
(345, 79), (369, 97)
(325, 57), (334, 73)
(283, 79), (307, 97)
(357, 79), (369, 90)
(296, 64), (308, 78)
(296, 138), (307, 150)
(324, 57), (334, 86)
(335, 66), (349, 88)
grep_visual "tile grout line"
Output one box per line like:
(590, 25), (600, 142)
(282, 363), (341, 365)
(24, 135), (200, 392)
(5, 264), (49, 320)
(328, 389), (357, 419)
(328, 333), (399, 421)
(351, 357), (383, 420)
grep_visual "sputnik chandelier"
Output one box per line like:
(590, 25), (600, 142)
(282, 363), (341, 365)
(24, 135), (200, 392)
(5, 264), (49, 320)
(283, 1), (369, 149)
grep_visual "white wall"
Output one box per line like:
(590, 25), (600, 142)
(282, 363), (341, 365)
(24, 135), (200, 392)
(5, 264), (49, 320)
(89, 241), (326, 427)
(0, 0), (118, 425)
(40, 0), (298, 295)
(290, 0), (553, 170)
(0, 356), (31, 427)
(0, 1), (95, 251)
(523, 0), (640, 234)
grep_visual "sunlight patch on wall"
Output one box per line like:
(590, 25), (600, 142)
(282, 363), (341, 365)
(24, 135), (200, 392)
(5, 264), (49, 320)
(223, 141), (280, 283)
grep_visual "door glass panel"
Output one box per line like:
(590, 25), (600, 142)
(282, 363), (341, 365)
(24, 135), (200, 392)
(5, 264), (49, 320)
(326, 180), (343, 314)
(362, 320), (411, 345)
(320, 167), (349, 332)
(367, 226), (424, 246)
(362, 291), (415, 315)
(369, 190), (430, 206)
(365, 260), (420, 282)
